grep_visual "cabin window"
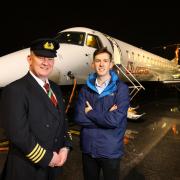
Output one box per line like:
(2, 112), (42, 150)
(126, 50), (131, 59)
(55, 32), (85, 46)
(146, 57), (149, 63)
(86, 34), (102, 49)
(131, 52), (134, 60)
(137, 54), (140, 61)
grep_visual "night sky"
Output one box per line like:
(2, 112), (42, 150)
(1, 1), (180, 59)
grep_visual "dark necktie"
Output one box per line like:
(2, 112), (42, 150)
(43, 83), (58, 107)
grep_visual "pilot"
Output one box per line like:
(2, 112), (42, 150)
(0, 38), (72, 180)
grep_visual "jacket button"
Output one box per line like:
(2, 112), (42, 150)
(54, 138), (58, 142)
(46, 124), (50, 128)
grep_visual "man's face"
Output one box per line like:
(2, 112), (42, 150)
(92, 52), (113, 77)
(27, 52), (54, 81)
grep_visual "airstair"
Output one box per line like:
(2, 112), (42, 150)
(106, 35), (145, 102)
(105, 35), (146, 120)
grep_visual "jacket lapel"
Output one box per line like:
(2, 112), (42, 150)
(26, 73), (60, 120)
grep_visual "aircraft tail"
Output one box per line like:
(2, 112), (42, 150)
(170, 46), (179, 65)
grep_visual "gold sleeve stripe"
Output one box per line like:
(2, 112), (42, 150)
(34, 149), (46, 163)
(28, 145), (41, 160)
(26, 144), (39, 157)
(31, 147), (43, 162)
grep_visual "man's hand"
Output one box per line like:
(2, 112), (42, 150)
(109, 104), (117, 112)
(85, 101), (93, 114)
(56, 147), (69, 167)
(49, 152), (60, 167)
(49, 147), (69, 167)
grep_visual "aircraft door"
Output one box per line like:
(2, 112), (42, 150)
(107, 37), (122, 65)
(113, 41), (122, 65)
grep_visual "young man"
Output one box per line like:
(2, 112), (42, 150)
(74, 47), (130, 180)
(0, 38), (72, 180)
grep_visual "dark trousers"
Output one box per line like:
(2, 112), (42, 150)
(82, 153), (120, 180)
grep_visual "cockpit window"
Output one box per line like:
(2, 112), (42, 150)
(56, 32), (85, 46)
(86, 34), (102, 49)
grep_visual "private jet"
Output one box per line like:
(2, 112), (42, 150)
(0, 27), (180, 119)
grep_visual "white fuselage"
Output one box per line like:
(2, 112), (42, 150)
(0, 27), (179, 87)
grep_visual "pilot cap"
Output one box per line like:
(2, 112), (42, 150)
(30, 38), (59, 58)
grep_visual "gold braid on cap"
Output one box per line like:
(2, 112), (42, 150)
(43, 42), (54, 50)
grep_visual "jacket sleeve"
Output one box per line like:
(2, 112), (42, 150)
(0, 85), (52, 168)
(86, 84), (130, 129)
(74, 87), (97, 128)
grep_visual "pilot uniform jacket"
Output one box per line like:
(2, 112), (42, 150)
(0, 72), (72, 180)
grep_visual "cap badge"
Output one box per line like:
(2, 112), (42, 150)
(43, 42), (54, 50)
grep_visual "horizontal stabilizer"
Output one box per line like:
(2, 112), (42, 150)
(163, 80), (180, 84)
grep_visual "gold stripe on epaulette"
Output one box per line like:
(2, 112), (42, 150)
(34, 149), (46, 163)
(26, 144), (39, 158)
(31, 147), (43, 162)
(29, 145), (41, 160)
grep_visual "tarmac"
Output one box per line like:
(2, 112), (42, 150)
(0, 87), (180, 180)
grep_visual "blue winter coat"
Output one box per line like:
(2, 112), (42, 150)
(74, 70), (129, 158)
